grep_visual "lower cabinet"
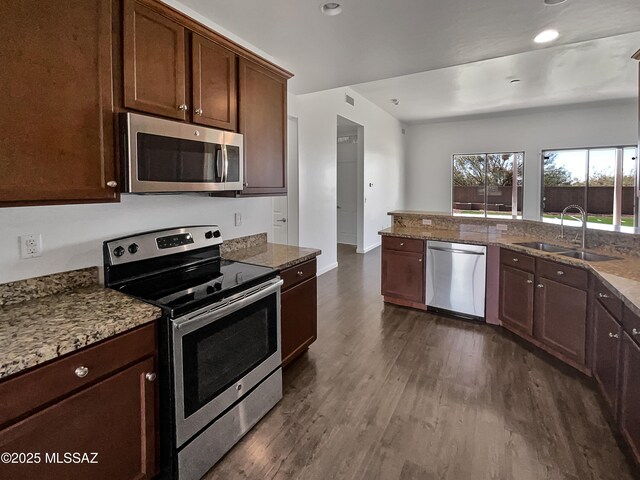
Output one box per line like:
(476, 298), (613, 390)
(592, 300), (623, 411)
(620, 333), (640, 464)
(499, 264), (534, 336)
(280, 259), (318, 366)
(381, 237), (425, 306)
(0, 324), (158, 480)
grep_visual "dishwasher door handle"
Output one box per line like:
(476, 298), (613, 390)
(427, 246), (485, 255)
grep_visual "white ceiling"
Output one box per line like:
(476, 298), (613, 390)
(177, 0), (640, 94)
(351, 32), (640, 123)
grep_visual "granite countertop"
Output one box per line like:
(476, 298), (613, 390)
(0, 279), (161, 380)
(380, 225), (640, 315)
(223, 242), (321, 270)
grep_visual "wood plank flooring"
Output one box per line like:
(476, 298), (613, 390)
(204, 244), (636, 480)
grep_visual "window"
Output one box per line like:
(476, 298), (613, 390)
(452, 152), (524, 218)
(541, 146), (638, 229)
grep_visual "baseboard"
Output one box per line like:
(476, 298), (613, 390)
(356, 242), (381, 254)
(317, 262), (339, 276)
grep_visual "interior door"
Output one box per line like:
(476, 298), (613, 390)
(272, 196), (288, 244)
(337, 159), (357, 245)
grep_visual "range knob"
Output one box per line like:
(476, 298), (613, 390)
(128, 243), (139, 254)
(113, 246), (125, 257)
(205, 231), (213, 239)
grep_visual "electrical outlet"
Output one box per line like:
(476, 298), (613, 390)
(20, 234), (42, 259)
(496, 224), (508, 231)
(422, 219), (432, 226)
(234, 212), (242, 227)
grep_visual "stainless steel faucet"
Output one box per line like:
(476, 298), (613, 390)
(560, 204), (587, 250)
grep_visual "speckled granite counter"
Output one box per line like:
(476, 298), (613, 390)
(223, 242), (321, 270)
(380, 225), (640, 316)
(0, 269), (161, 380)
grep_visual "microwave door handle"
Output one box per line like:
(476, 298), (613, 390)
(223, 145), (228, 183)
(215, 146), (223, 182)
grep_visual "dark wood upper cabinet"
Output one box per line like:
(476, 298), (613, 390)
(0, 0), (117, 205)
(499, 264), (534, 336)
(534, 277), (587, 365)
(238, 58), (287, 195)
(123, 0), (187, 120)
(192, 34), (237, 130)
(381, 243), (425, 305)
(592, 300), (622, 412)
(620, 332), (640, 465)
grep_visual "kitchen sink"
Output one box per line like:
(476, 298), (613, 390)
(514, 242), (573, 253)
(556, 250), (620, 262)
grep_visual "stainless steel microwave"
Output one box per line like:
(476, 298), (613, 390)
(121, 112), (243, 193)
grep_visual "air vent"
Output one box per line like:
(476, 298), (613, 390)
(345, 94), (355, 106)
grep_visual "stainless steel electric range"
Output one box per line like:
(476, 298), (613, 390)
(103, 226), (283, 480)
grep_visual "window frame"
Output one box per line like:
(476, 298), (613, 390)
(451, 151), (525, 220)
(539, 145), (639, 229)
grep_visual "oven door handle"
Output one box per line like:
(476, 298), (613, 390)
(173, 278), (283, 332)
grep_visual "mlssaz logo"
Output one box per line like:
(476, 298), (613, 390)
(45, 452), (99, 464)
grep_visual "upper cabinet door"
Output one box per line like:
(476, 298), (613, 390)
(123, 0), (187, 120)
(238, 58), (287, 195)
(192, 34), (237, 130)
(0, 0), (117, 204)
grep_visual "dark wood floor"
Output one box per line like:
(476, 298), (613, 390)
(205, 244), (635, 480)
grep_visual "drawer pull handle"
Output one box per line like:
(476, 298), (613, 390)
(598, 292), (610, 299)
(145, 372), (157, 382)
(74, 366), (89, 378)
(512, 258), (519, 262)
(537, 284), (544, 288)
(608, 332), (619, 339)
(418, 258), (422, 262)
(526, 279), (533, 284)
(556, 270), (564, 276)
(297, 271), (304, 277)
(400, 242), (404, 246)
(633, 328), (640, 336)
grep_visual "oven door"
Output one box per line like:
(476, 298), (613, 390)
(123, 112), (243, 193)
(171, 278), (282, 447)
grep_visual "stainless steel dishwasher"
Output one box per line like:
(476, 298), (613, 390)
(426, 241), (487, 320)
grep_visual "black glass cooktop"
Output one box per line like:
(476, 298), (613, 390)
(117, 259), (277, 318)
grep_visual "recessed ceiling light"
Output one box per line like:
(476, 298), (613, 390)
(320, 2), (342, 16)
(544, 0), (567, 5)
(534, 29), (559, 44)
(390, 98), (400, 106)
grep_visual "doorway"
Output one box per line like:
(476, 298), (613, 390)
(337, 115), (363, 252)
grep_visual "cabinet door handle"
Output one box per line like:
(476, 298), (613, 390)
(145, 372), (157, 382)
(74, 366), (89, 378)
(526, 279), (533, 284)
(512, 258), (519, 262)
(178, 104), (188, 111)
(556, 270), (564, 276)
(106, 180), (117, 188)
(418, 258), (422, 262)
(400, 242), (404, 246)
(608, 332), (619, 339)
(633, 328), (640, 336)
(195, 108), (203, 115)
(537, 284), (544, 288)
(297, 271), (304, 277)
(598, 292), (610, 299)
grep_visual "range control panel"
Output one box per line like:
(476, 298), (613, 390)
(104, 226), (223, 265)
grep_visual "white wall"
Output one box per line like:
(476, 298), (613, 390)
(0, 195), (272, 283)
(404, 101), (637, 220)
(296, 88), (405, 274)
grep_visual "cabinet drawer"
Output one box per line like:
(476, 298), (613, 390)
(623, 305), (640, 346)
(0, 323), (156, 426)
(382, 236), (424, 253)
(593, 278), (623, 320)
(280, 258), (317, 291)
(537, 259), (587, 290)
(500, 249), (535, 273)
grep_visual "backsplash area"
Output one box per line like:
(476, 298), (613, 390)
(390, 211), (640, 256)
